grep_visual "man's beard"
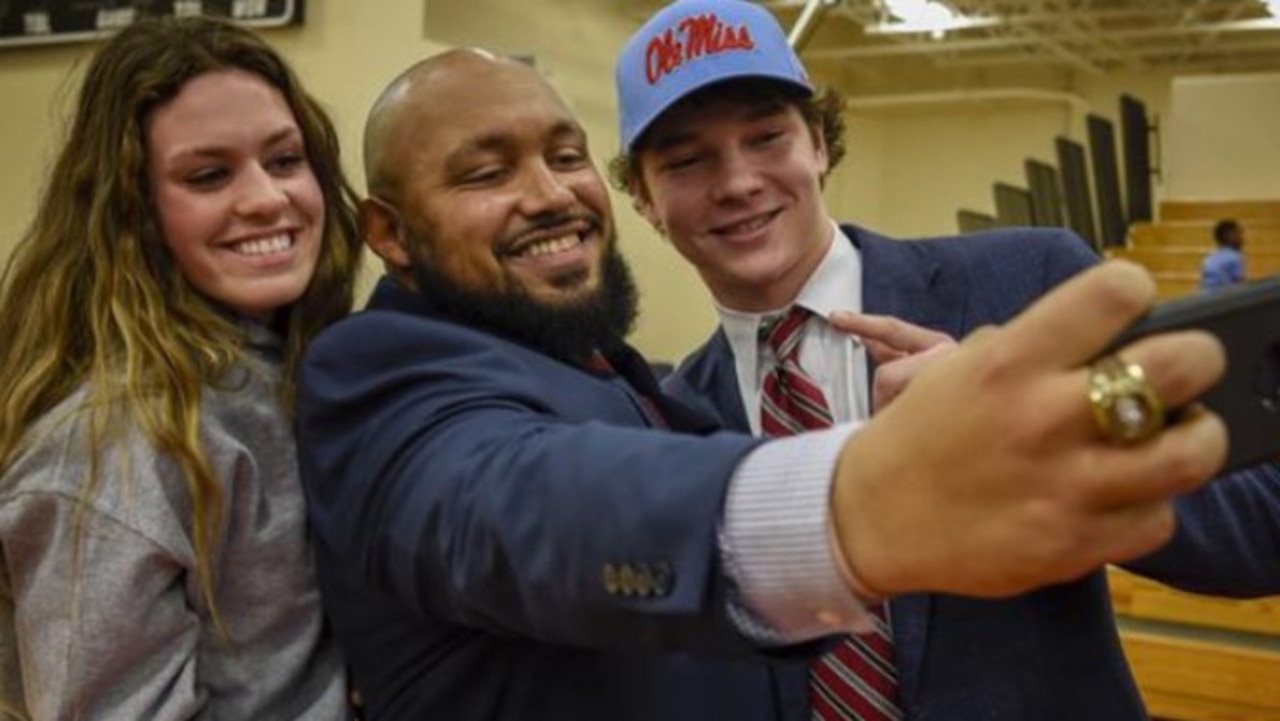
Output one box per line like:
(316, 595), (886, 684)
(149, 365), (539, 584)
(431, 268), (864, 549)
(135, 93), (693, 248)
(410, 236), (639, 366)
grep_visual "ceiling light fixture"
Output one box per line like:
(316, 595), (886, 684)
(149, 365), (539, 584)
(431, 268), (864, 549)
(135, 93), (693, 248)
(869, 0), (996, 39)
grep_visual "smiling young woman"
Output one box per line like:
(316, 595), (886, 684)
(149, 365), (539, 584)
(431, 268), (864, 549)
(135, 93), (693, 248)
(0, 16), (362, 720)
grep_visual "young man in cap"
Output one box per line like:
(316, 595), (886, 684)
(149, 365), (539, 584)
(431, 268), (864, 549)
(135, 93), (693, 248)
(297, 43), (1269, 721)
(612, 0), (1280, 718)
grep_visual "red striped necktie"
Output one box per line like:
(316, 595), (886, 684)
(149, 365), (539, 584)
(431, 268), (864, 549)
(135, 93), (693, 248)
(759, 306), (902, 721)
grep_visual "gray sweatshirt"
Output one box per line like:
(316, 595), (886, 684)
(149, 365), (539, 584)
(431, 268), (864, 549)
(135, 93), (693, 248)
(0, 331), (347, 720)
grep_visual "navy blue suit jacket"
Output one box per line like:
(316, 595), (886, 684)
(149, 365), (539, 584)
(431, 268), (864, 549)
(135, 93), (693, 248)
(299, 280), (823, 720)
(664, 225), (1280, 719)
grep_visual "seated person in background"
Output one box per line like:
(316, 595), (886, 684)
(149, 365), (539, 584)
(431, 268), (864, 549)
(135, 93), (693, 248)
(0, 16), (362, 720)
(1201, 218), (1247, 291)
(610, 1), (1280, 718)
(294, 46), (1275, 721)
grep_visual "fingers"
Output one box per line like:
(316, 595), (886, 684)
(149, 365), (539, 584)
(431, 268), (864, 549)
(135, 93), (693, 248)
(1022, 328), (1227, 507)
(1072, 326), (1225, 458)
(864, 339), (906, 366)
(823, 265), (1230, 600)
(1023, 500), (1180, 589)
(1083, 500), (1178, 567)
(1112, 330), (1226, 411)
(1073, 404), (1228, 508)
(871, 342), (956, 412)
(999, 260), (1157, 369)
(828, 311), (955, 356)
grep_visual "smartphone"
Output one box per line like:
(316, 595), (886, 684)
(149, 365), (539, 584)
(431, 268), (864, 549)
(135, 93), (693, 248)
(1107, 275), (1280, 472)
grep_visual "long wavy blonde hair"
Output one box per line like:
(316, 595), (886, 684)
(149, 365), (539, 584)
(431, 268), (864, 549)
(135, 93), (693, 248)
(0, 16), (361, 644)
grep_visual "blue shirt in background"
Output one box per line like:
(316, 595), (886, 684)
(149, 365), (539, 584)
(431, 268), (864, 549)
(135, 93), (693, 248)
(1200, 246), (1245, 291)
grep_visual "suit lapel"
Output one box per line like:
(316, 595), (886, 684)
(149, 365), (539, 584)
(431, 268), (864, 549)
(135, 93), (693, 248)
(703, 331), (754, 432)
(852, 226), (970, 339)
(604, 344), (724, 434)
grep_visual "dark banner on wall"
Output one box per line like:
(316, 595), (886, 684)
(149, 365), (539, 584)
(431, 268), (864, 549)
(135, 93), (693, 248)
(0, 0), (303, 49)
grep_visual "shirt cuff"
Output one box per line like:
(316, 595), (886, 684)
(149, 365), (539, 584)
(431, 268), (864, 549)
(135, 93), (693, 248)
(719, 422), (875, 645)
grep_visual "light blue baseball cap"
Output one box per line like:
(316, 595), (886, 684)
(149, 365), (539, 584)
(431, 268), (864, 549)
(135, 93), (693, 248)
(615, 0), (813, 152)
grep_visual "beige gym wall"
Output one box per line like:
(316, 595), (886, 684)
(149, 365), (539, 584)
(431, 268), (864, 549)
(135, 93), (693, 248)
(1166, 71), (1280, 201)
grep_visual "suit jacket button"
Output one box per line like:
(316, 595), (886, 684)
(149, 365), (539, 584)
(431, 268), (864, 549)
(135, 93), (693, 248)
(635, 565), (654, 597)
(602, 563), (620, 595)
(619, 564), (637, 596)
(652, 563), (673, 597)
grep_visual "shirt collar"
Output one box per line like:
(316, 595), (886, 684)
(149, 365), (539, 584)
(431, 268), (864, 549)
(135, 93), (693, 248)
(716, 221), (863, 377)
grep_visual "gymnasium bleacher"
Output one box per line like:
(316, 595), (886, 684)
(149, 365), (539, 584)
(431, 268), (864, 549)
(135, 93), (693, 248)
(1110, 565), (1280, 721)
(955, 89), (1280, 719)
(1112, 200), (1280, 299)
(1108, 199), (1280, 720)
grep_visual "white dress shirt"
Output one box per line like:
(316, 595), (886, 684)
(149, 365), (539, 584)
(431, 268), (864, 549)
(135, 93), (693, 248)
(717, 225), (870, 431)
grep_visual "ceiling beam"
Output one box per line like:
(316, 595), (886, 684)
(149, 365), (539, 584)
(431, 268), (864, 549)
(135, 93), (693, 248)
(803, 14), (1280, 61)
(843, 86), (1090, 111)
(905, 35), (1280, 68)
(806, 36), (1038, 58)
(787, 0), (840, 49)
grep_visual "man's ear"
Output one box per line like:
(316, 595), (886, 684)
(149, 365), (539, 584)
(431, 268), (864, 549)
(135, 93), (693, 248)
(810, 121), (830, 178)
(628, 177), (665, 235)
(360, 197), (412, 269)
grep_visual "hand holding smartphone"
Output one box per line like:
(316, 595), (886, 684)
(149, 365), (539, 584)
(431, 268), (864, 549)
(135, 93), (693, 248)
(1107, 275), (1280, 472)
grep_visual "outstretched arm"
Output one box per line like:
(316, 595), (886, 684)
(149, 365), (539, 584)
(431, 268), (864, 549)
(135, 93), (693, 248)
(827, 261), (1228, 599)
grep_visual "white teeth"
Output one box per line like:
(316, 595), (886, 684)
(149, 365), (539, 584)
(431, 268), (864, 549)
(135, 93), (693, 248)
(722, 214), (772, 235)
(521, 235), (580, 258)
(232, 233), (292, 256)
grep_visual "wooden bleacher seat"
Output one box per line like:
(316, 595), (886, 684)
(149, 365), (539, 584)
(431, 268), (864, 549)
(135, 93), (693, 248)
(1160, 200), (1280, 224)
(1127, 222), (1280, 251)
(1109, 568), (1280, 720)
(1103, 201), (1280, 720)
(1105, 199), (1280, 298)
(1109, 246), (1280, 276)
